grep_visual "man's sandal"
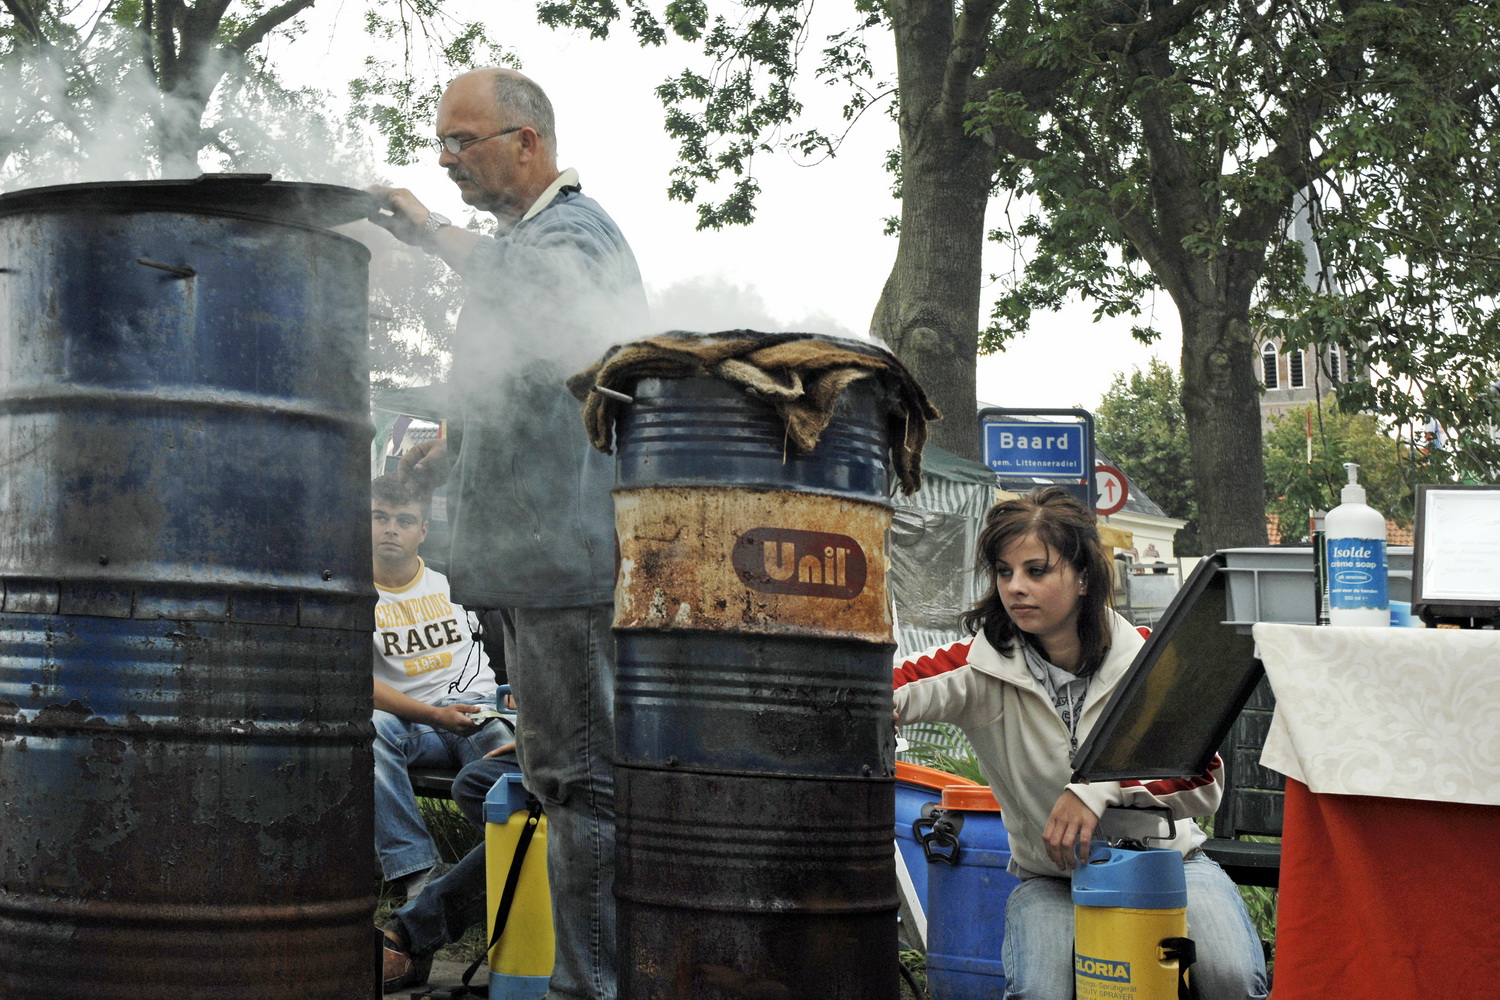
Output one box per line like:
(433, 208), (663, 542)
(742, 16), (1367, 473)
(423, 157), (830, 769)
(381, 926), (433, 995)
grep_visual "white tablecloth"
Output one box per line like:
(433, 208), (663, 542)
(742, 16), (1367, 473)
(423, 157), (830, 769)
(1252, 623), (1500, 806)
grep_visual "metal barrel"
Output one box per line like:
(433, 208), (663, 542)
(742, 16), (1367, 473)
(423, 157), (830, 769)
(0, 178), (377, 999)
(612, 352), (899, 1000)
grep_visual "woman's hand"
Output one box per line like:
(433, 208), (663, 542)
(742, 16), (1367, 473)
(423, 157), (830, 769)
(1042, 789), (1099, 870)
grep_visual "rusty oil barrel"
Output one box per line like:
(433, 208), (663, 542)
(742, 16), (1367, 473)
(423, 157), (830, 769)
(0, 177), (378, 999)
(611, 340), (900, 1000)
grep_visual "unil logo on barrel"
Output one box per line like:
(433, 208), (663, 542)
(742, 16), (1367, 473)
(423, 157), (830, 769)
(1075, 954), (1131, 983)
(732, 528), (867, 599)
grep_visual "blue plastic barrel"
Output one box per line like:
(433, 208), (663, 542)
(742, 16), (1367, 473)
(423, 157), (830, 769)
(894, 760), (980, 920)
(924, 786), (1022, 999)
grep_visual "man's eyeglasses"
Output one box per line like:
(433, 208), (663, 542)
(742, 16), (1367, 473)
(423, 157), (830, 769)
(434, 126), (522, 155)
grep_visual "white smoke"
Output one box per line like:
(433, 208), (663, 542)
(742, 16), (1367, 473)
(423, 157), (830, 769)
(0, 19), (376, 190)
(647, 275), (863, 341)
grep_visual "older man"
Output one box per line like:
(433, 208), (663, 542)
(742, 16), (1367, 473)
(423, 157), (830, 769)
(368, 69), (647, 1000)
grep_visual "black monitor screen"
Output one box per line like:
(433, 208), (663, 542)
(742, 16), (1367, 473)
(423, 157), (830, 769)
(1071, 552), (1263, 783)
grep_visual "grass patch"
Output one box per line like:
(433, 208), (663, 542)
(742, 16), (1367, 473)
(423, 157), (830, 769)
(902, 734), (988, 785)
(899, 948), (928, 999)
(420, 796), (483, 864)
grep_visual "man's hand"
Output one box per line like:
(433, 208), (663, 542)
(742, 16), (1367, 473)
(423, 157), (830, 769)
(366, 184), (434, 247)
(429, 703), (483, 736)
(399, 439), (451, 490)
(1043, 788), (1100, 870)
(484, 741), (517, 760)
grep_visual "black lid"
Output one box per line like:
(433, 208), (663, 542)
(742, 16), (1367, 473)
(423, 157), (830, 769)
(0, 174), (381, 229)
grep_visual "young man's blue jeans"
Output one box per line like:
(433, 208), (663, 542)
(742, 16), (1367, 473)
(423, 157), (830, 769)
(391, 755), (521, 955)
(372, 700), (513, 881)
(1000, 852), (1269, 999)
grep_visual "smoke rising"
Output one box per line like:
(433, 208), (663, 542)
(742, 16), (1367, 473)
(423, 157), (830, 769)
(648, 275), (864, 343)
(0, 44), (371, 188)
(0, 12), (482, 393)
(1, 16), (873, 402)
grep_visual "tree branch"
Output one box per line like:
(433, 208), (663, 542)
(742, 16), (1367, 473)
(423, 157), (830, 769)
(1132, 45), (1213, 262)
(129, 0), (154, 81)
(226, 0), (318, 55)
(2, 0), (49, 47)
(154, 0), (185, 90)
(1093, 0), (1215, 58)
(979, 0), (1215, 121)
(1454, 71), (1500, 113)
(942, 0), (1001, 120)
(181, 0), (235, 56)
(1224, 0), (1376, 283)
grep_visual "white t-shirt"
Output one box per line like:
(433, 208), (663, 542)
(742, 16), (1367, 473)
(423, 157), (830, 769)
(373, 559), (499, 707)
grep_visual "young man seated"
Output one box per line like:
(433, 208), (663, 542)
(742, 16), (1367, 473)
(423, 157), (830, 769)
(369, 474), (509, 900)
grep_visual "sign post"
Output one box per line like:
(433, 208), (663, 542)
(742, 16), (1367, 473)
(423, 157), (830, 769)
(978, 408), (1097, 510)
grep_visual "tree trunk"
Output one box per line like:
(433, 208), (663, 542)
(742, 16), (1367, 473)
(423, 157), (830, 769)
(872, 0), (996, 462)
(1178, 308), (1270, 551)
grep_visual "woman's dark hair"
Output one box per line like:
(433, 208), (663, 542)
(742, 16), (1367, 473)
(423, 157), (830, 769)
(960, 485), (1116, 676)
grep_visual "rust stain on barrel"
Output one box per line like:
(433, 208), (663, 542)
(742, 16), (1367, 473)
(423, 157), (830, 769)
(613, 486), (892, 643)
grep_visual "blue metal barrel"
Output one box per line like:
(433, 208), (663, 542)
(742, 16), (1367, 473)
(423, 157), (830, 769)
(610, 343), (900, 1000)
(0, 177), (377, 999)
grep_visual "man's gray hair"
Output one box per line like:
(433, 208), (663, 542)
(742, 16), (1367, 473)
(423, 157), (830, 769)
(494, 73), (556, 141)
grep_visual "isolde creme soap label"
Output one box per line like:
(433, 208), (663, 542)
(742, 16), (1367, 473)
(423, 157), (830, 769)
(1327, 537), (1388, 610)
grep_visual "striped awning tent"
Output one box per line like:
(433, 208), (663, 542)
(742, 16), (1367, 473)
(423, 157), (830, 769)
(891, 446), (996, 766)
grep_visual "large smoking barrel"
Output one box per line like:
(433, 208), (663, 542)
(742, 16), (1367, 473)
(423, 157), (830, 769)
(611, 336), (900, 1000)
(0, 177), (378, 999)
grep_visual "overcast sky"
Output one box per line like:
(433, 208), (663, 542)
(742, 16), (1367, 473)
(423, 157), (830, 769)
(281, 3), (1181, 415)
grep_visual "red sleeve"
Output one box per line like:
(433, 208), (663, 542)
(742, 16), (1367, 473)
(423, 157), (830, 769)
(1120, 754), (1223, 796)
(893, 638), (975, 690)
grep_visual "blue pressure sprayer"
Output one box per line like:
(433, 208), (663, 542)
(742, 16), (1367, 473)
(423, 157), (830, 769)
(1072, 808), (1196, 1000)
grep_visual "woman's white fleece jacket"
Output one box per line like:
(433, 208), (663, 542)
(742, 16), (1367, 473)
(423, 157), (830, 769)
(893, 612), (1221, 878)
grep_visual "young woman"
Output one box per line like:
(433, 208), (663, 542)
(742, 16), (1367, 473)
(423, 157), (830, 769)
(894, 486), (1267, 999)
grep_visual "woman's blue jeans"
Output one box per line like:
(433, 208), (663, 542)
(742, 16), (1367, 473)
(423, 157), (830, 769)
(1000, 852), (1269, 999)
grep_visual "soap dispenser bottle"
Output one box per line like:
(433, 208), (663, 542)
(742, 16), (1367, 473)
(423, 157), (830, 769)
(1324, 462), (1390, 627)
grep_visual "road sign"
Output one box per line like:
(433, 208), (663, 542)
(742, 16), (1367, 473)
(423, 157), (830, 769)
(1094, 464), (1128, 515)
(980, 419), (1090, 479)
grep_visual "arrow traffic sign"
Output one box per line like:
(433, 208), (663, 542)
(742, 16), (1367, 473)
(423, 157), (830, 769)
(1094, 464), (1128, 515)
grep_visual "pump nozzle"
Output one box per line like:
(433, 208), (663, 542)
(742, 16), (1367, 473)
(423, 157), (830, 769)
(1341, 462), (1366, 504)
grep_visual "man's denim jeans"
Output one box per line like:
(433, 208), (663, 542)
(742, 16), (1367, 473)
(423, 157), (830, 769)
(372, 700), (513, 881)
(494, 604), (617, 1000)
(1000, 852), (1269, 999)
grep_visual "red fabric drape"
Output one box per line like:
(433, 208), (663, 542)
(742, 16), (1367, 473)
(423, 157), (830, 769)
(1274, 779), (1500, 999)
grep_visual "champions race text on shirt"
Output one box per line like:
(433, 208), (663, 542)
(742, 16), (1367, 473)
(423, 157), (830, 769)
(373, 560), (498, 707)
